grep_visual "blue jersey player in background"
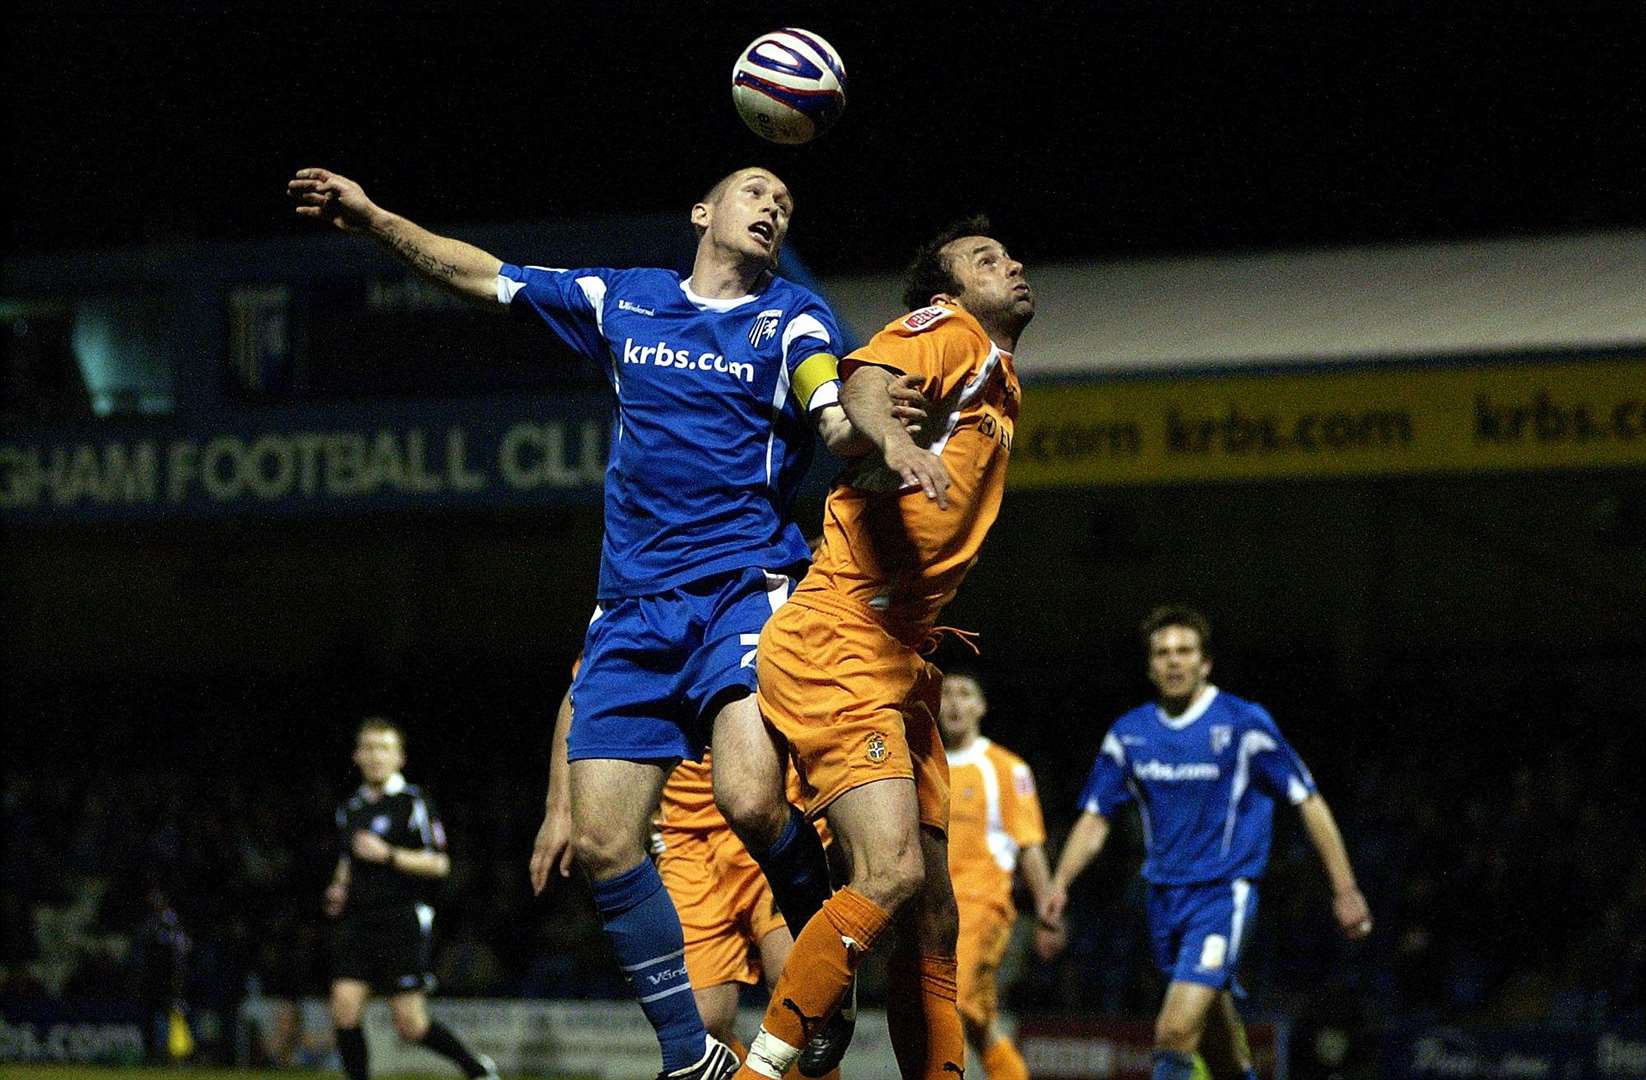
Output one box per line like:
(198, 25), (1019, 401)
(1042, 606), (1372, 1080)
(289, 164), (921, 1080)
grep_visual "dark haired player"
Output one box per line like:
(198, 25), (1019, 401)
(1042, 607), (1372, 1080)
(734, 216), (1035, 1080)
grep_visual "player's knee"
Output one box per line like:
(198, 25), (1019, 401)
(328, 990), (363, 1028)
(1154, 1011), (1202, 1053)
(857, 837), (925, 912)
(571, 824), (643, 879)
(392, 1014), (427, 1043)
(715, 784), (787, 854)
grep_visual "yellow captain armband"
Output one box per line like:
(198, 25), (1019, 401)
(791, 352), (841, 411)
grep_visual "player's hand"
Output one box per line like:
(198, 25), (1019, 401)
(351, 830), (393, 864)
(1038, 886), (1068, 928)
(887, 373), (930, 438)
(1333, 886), (1372, 939)
(1032, 921), (1067, 961)
(287, 168), (379, 233)
(529, 808), (576, 894)
(323, 881), (347, 918)
(883, 440), (950, 509)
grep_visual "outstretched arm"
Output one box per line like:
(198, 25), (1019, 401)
(1041, 810), (1111, 927)
(530, 688), (577, 893)
(287, 168), (503, 304)
(1297, 793), (1372, 939)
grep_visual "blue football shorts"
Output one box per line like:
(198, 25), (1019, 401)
(567, 566), (796, 763)
(1146, 878), (1259, 993)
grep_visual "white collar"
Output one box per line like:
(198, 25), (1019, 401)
(945, 735), (991, 766)
(680, 277), (760, 312)
(361, 772), (407, 799)
(1155, 686), (1219, 730)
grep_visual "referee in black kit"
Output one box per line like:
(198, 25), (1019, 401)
(325, 717), (498, 1080)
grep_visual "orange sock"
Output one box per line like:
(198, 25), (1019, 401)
(886, 952), (965, 1080)
(737, 887), (892, 1079)
(783, 1066), (839, 1080)
(983, 1033), (1030, 1080)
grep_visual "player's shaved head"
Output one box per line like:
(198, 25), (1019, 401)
(693, 167), (792, 241)
(700, 166), (784, 208)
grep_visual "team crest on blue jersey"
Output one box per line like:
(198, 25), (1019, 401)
(748, 308), (783, 347)
(1210, 725), (1233, 755)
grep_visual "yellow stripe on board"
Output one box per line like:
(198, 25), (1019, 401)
(1011, 357), (1646, 486)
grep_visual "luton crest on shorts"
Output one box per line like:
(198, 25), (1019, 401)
(865, 732), (888, 763)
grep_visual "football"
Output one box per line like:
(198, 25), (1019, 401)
(731, 28), (847, 145)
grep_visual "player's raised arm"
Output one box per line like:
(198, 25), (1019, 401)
(841, 365), (950, 508)
(1297, 792), (1373, 939)
(287, 168), (504, 304)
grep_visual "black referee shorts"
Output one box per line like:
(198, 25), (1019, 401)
(333, 904), (436, 995)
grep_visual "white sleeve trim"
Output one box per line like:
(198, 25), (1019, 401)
(781, 312), (831, 362)
(575, 275), (608, 335)
(496, 273), (525, 304)
(806, 380), (841, 411)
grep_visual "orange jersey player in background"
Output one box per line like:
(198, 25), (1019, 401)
(736, 215), (1036, 1080)
(532, 662), (838, 1080)
(940, 671), (1056, 1080)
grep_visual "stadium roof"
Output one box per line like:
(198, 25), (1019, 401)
(821, 228), (1646, 377)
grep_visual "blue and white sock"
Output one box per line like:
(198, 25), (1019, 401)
(591, 860), (706, 1073)
(1153, 1049), (1199, 1080)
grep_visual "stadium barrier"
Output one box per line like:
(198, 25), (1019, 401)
(0, 997), (146, 1065)
(1018, 1016), (1286, 1080)
(1382, 1025), (1646, 1080)
(238, 996), (906, 1076)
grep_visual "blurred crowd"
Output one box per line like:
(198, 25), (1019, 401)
(4, 669), (1643, 1063)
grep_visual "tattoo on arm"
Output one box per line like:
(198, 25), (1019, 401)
(383, 224), (458, 282)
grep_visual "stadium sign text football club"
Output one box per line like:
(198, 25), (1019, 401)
(0, 414), (608, 522)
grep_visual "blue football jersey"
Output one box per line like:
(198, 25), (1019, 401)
(1076, 687), (1317, 885)
(496, 265), (843, 596)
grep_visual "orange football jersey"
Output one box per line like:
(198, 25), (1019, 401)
(798, 302), (1019, 636)
(945, 737), (1045, 917)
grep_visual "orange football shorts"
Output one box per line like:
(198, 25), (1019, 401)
(756, 590), (949, 833)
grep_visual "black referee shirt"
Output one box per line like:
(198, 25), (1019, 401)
(335, 773), (446, 914)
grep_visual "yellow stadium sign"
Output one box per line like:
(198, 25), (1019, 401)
(1011, 357), (1646, 486)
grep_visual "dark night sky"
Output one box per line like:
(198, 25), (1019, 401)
(5, 4), (1645, 273)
